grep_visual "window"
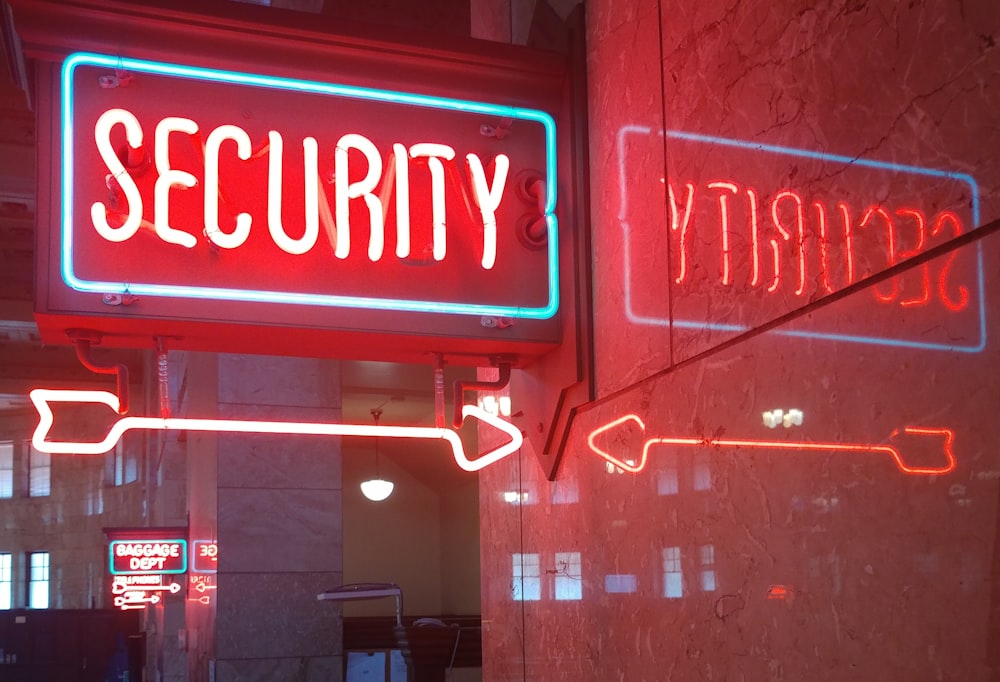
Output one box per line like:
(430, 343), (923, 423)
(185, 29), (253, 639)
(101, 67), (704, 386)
(700, 544), (717, 592)
(553, 551), (582, 601)
(0, 441), (12, 498)
(604, 574), (637, 594)
(692, 455), (711, 491)
(663, 546), (683, 598)
(656, 454), (679, 496)
(107, 439), (138, 486)
(0, 553), (11, 609)
(512, 553), (540, 601)
(28, 445), (50, 497)
(28, 552), (49, 608)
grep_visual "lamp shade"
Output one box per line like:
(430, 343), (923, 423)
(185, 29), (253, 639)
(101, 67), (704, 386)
(360, 478), (394, 501)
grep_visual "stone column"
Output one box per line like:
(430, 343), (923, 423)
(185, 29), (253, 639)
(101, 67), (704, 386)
(213, 354), (343, 681)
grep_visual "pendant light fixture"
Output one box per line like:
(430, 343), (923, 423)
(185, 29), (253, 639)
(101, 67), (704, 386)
(360, 407), (394, 502)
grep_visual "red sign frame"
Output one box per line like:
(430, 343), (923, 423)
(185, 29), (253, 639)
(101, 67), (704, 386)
(28, 9), (576, 365)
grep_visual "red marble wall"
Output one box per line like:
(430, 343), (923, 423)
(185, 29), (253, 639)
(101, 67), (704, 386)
(481, 0), (1000, 678)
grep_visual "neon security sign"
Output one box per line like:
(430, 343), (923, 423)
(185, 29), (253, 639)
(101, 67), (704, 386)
(61, 53), (558, 319)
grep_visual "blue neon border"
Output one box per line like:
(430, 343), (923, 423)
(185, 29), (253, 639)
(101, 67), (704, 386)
(109, 539), (188, 576)
(617, 125), (986, 353)
(61, 52), (559, 320)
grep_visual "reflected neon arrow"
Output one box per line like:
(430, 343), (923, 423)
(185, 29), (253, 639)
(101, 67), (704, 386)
(587, 414), (956, 476)
(30, 388), (522, 472)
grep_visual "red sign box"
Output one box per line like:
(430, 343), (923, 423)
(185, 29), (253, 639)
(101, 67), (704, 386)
(617, 126), (983, 352)
(191, 541), (218, 574)
(109, 539), (187, 575)
(34, 46), (567, 364)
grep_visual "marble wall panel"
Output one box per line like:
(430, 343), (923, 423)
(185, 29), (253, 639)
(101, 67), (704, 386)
(217, 354), (341, 411)
(218, 487), (342, 574)
(213, 353), (343, 679)
(483, 232), (1000, 679)
(216, 432), (341, 490)
(214, 655), (342, 682)
(482, 0), (1000, 679)
(215, 571), (343, 660)
(590, 0), (1000, 391)
(588, 0), (675, 395)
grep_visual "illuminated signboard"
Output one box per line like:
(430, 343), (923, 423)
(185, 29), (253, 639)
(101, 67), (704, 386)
(61, 52), (556, 317)
(113, 574), (182, 610)
(587, 414), (956, 477)
(191, 541), (218, 574)
(617, 126), (983, 352)
(109, 538), (188, 575)
(31, 388), (523, 472)
(35, 46), (569, 362)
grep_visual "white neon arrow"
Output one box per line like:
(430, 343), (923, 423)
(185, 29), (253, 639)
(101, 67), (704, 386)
(114, 592), (161, 608)
(112, 581), (182, 595)
(30, 388), (522, 472)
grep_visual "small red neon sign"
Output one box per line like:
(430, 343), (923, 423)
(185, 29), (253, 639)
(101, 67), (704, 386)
(30, 388), (522, 472)
(192, 541), (218, 574)
(587, 414), (956, 476)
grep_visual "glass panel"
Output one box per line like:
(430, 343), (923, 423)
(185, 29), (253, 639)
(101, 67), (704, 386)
(28, 552), (49, 609)
(28, 446), (50, 498)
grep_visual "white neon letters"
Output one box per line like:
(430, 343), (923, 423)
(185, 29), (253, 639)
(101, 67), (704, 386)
(466, 153), (510, 269)
(91, 108), (144, 242)
(409, 143), (456, 262)
(91, 109), (511, 268)
(267, 131), (319, 255)
(205, 125), (253, 249)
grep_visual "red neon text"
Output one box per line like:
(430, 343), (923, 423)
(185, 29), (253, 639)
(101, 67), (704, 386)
(667, 180), (967, 310)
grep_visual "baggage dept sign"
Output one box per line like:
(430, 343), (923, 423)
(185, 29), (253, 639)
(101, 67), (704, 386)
(44, 52), (560, 360)
(110, 539), (187, 575)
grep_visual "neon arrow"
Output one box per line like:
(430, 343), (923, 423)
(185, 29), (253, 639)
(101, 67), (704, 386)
(30, 388), (522, 472)
(112, 581), (182, 595)
(587, 414), (956, 476)
(114, 592), (161, 608)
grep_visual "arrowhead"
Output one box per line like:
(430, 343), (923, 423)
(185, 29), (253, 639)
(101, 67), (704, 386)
(888, 426), (957, 475)
(447, 404), (523, 472)
(29, 389), (124, 455)
(586, 414), (647, 473)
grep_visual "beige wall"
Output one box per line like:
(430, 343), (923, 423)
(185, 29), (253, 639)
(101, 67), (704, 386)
(342, 443), (481, 617)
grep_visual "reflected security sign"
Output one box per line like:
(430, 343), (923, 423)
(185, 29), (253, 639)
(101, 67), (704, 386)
(617, 127), (983, 352)
(61, 53), (558, 319)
